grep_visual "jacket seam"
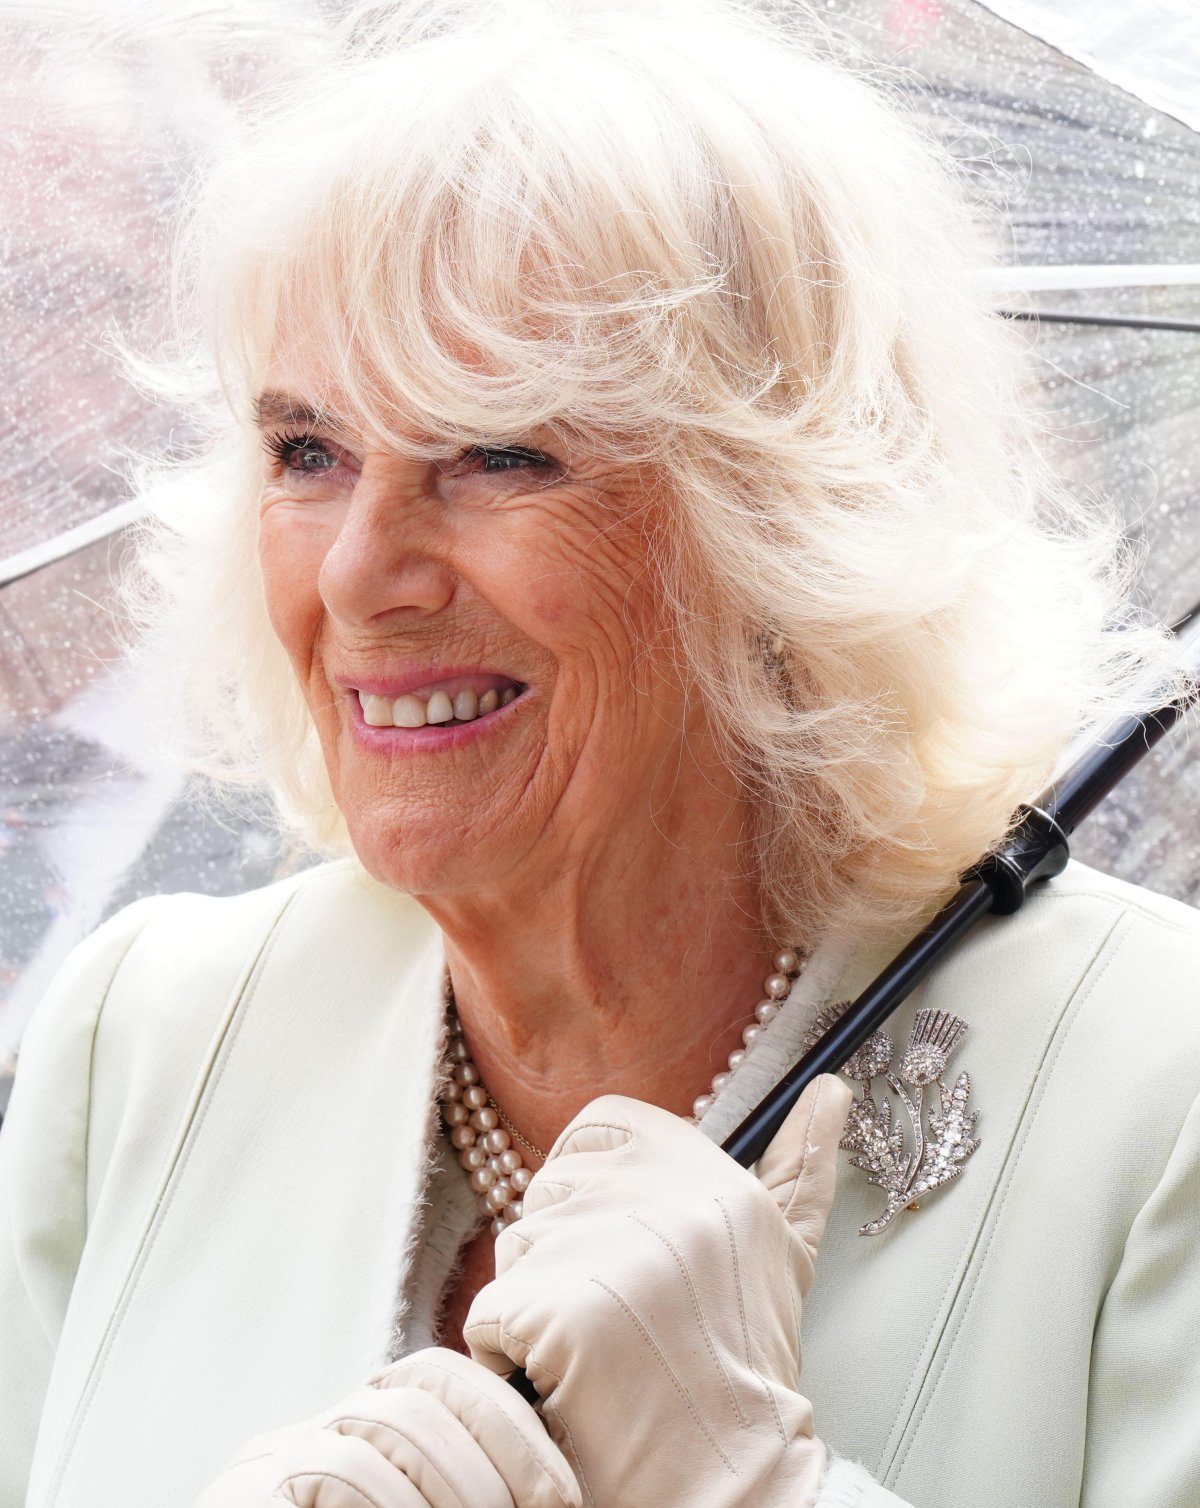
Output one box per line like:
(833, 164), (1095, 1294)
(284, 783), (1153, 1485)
(1026, 884), (1199, 936)
(78, 902), (162, 1244)
(43, 882), (305, 1508)
(873, 902), (1121, 1471)
(884, 909), (1134, 1488)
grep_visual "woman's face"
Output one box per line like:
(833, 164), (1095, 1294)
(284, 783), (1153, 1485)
(254, 354), (716, 899)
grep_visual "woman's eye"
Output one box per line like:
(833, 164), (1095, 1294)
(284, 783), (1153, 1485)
(263, 432), (344, 476)
(464, 444), (555, 475)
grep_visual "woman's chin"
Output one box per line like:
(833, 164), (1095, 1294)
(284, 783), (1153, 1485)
(344, 821), (520, 900)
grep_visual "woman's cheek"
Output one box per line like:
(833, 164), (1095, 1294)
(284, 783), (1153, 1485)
(257, 503), (331, 668)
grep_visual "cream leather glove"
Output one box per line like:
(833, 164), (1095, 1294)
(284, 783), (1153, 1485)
(464, 1075), (854, 1508)
(193, 1346), (581, 1507)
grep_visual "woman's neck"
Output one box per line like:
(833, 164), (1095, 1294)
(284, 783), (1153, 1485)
(422, 790), (777, 1158)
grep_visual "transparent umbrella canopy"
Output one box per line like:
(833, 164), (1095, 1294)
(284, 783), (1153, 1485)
(1, 0), (1198, 1098)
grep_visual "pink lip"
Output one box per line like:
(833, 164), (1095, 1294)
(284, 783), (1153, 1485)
(333, 666), (522, 699)
(342, 684), (531, 755)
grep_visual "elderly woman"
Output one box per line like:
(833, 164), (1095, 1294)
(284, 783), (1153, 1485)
(3, 2), (1199, 1505)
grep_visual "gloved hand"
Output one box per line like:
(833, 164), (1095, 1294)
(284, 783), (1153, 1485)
(193, 1345), (581, 1507)
(464, 1075), (853, 1508)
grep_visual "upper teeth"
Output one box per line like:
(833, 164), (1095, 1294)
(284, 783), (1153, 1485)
(359, 685), (518, 729)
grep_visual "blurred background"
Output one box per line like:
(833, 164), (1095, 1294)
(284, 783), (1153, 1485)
(2, 0), (1199, 1109)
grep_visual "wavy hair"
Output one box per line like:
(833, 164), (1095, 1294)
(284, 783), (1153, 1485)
(121, 0), (1182, 947)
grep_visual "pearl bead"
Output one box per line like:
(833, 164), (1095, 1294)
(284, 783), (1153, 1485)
(463, 1085), (488, 1110)
(450, 1039), (469, 1061)
(692, 1093), (714, 1118)
(484, 1128), (511, 1154)
(763, 973), (790, 1000)
(510, 1166), (532, 1191)
(742, 1024), (764, 1049)
(499, 1149), (522, 1174)
(459, 1147), (487, 1171)
(470, 1107), (499, 1132)
(727, 1049), (746, 1072)
(774, 949), (800, 976)
(491, 1217), (508, 1237)
(453, 1062), (480, 1086)
(470, 1166), (498, 1193)
(506, 1199), (524, 1222)
(445, 1080), (463, 1103)
(480, 1194), (495, 1215)
(445, 1103), (470, 1127)
(487, 1181), (513, 1210)
(448, 1014), (462, 1035)
(711, 1071), (731, 1094)
(755, 1000), (779, 1026)
(488, 1156), (504, 1174)
(450, 1125), (476, 1150)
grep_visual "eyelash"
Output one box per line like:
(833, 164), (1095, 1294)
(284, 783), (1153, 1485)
(261, 432), (555, 477)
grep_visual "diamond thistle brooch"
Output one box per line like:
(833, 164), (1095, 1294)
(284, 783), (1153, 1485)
(806, 1006), (981, 1236)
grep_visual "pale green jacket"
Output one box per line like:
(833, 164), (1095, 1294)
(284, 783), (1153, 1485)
(1, 858), (1198, 1507)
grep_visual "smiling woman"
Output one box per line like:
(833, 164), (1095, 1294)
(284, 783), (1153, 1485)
(3, 2), (1200, 1507)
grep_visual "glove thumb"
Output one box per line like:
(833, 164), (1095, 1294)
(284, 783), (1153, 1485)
(754, 1073), (853, 1284)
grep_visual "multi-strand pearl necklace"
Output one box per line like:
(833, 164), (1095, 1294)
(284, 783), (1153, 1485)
(439, 947), (805, 1238)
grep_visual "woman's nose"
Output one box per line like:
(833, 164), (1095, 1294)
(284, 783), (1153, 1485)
(318, 461), (456, 627)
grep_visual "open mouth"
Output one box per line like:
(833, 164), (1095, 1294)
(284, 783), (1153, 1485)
(356, 675), (527, 730)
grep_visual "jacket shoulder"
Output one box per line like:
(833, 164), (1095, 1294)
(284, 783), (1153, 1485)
(80, 861), (433, 1204)
(1024, 857), (1200, 939)
(1020, 859), (1200, 1045)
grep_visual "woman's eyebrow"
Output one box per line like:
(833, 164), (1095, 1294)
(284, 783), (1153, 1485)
(250, 390), (342, 431)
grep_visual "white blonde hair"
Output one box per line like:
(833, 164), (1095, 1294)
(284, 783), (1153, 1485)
(122, 0), (1181, 947)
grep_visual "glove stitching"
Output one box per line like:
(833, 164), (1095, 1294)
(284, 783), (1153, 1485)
(383, 1354), (577, 1508)
(715, 1195), (789, 1448)
(629, 1211), (749, 1430)
(786, 1236), (804, 1366)
(589, 1277), (740, 1476)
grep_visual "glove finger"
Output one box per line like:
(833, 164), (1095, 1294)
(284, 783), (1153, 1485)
(755, 1073), (853, 1264)
(314, 1384), (517, 1508)
(196, 1421), (431, 1507)
(373, 1348), (581, 1508)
